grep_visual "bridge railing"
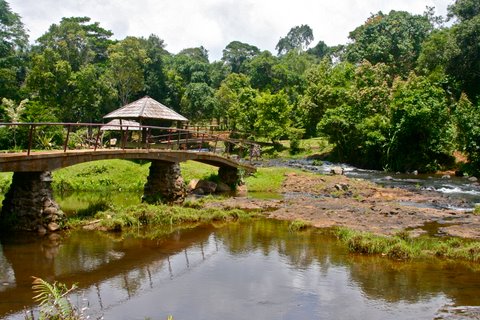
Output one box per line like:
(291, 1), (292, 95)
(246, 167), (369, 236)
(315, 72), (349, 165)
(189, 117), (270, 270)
(0, 122), (259, 160)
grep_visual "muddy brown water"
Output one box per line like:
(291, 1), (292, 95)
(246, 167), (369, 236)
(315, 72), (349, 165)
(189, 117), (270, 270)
(1, 219), (480, 320)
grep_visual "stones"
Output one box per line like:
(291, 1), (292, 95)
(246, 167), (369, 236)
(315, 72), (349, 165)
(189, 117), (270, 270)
(143, 161), (186, 204)
(47, 222), (60, 232)
(330, 166), (344, 175)
(334, 183), (349, 191)
(0, 171), (64, 232)
(468, 176), (478, 182)
(187, 179), (233, 195)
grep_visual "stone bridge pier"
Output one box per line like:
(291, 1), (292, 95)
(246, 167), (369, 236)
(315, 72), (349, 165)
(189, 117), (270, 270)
(143, 161), (186, 204)
(0, 171), (64, 233)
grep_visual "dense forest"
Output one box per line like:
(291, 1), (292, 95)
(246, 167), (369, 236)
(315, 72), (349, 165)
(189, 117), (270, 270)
(1, 0), (480, 174)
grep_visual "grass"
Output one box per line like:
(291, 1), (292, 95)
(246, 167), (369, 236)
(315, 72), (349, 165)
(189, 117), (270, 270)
(52, 160), (220, 193)
(73, 203), (258, 232)
(335, 227), (480, 262)
(262, 137), (333, 159)
(245, 167), (297, 193)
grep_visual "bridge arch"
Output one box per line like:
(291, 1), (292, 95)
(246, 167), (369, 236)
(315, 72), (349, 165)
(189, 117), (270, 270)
(0, 150), (255, 232)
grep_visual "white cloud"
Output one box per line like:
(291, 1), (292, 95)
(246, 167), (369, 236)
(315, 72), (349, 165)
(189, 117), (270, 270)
(8, 0), (454, 61)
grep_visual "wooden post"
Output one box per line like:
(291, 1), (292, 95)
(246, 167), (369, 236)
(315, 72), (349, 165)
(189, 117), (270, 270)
(63, 125), (71, 152)
(27, 124), (35, 156)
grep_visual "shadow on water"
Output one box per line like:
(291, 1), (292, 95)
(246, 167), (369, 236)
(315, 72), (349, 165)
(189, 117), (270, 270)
(1, 220), (480, 319)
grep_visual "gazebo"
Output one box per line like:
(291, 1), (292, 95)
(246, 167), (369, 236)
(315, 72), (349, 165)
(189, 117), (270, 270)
(103, 96), (188, 125)
(103, 96), (188, 145)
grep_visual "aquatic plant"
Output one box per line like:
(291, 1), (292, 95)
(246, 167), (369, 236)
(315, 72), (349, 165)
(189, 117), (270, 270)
(288, 219), (311, 231)
(24, 277), (85, 320)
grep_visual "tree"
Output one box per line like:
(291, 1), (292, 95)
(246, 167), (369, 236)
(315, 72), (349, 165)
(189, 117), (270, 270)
(299, 61), (354, 137)
(35, 17), (113, 71)
(106, 37), (150, 105)
(25, 48), (73, 117)
(454, 94), (480, 175)
(317, 62), (391, 168)
(215, 73), (258, 132)
(141, 34), (169, 102)
(445, 0), (480, 102)
(180, 82), (217, 122)
(0, 0), (28, 57)
(345, 11), (432, 77)
(221, 41), (260, 73)
(0, 0), (29, 100)
(387, 74), (455, 172)
(448, 0), (480, 22)
(243, 51), (278, 90)
(254, 91), (293, 142)
(276, 25), (314, 55)
(307, 40), (329, 59)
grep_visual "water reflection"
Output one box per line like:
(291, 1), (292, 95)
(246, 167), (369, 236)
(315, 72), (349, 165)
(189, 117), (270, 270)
(1, 220), (479, 319)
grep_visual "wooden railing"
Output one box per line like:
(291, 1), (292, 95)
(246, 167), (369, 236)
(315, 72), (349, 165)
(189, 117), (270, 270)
(0, 122), (259, 159)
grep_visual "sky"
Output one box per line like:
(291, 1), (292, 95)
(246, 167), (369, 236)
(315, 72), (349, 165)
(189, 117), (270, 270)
(8, 0), (454, 61)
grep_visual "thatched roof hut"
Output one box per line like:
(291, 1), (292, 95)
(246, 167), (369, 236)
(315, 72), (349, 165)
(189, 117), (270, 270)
(103, 96), (188, 123)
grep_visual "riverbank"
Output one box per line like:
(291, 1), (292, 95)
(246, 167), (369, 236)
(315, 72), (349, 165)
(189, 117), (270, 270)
(206, 171), (480, 239)
(4, 158), (480, 261)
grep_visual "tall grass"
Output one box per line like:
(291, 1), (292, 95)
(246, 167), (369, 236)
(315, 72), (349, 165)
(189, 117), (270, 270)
(83, 203), (257, 232)
(335, 228), (480, 262)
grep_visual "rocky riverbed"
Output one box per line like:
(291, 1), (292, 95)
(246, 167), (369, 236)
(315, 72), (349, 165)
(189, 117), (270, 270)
(205, 172), (480, 239)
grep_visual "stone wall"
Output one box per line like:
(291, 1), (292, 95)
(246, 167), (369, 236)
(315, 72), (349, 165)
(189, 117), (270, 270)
(143, 161), (186, 204)
(0, 171), (64, 232)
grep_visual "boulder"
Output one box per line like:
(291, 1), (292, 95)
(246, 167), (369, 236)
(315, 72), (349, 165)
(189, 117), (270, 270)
(194, 180), (217, 194)
(216, 182), (232, 193)
(187, 179), (200, 191)
(330, 166), (344, 175)
(468, 176), (478, 182)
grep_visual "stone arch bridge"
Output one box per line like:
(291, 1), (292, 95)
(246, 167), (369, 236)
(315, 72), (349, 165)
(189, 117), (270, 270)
(0, 122), (256, 232)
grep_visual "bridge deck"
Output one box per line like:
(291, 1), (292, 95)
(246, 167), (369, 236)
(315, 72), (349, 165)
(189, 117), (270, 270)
(0, 149), (256, 173)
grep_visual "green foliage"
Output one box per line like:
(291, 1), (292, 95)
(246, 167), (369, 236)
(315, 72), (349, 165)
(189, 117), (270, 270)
(222, 41), (260, 73)
(276, 24), (314, 55)
(345, 10), (432, 77)
(26, 277), (84, 320)
(106, 36), (150, 105)
(455, 94), (480, 175)
(387, 73), (455, 172)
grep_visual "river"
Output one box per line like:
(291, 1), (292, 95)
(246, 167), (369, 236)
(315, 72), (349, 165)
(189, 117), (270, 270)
(1, 219), (480, 320)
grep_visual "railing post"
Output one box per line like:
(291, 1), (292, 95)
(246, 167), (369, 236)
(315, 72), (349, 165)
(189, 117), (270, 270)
(27, 124), (35, 156)
(167, 130), (172, 149)
(64, 124), (71, 152)
(214, 136), (218, 154)
(146, 128), (151, 150)
(198, 133), (205, 151)
(94, 126), (101, 151)
(185, 130), (189, 150)
(122, 127), (129, 149)
(176, 130), (181, 150)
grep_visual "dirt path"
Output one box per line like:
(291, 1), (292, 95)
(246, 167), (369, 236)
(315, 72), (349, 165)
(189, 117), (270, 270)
(206, 172), (480, 238)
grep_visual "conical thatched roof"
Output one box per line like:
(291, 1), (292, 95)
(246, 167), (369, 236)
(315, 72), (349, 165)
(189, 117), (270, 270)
(103, 96), (188, 122)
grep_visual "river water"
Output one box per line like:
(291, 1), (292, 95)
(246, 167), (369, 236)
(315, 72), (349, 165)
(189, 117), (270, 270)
(1, 219), (480, 320)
